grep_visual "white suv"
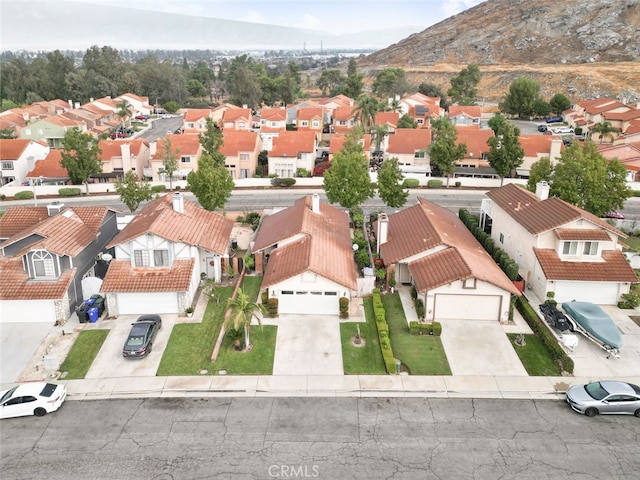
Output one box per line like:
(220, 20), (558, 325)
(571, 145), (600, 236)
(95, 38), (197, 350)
(553, 126), (574, 135)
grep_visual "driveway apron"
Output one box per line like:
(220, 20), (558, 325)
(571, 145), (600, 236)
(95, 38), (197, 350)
(0, 322), (52, 384)
(272, 315), (343, 375)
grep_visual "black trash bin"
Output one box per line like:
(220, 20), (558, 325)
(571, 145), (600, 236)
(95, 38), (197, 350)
(76, 304), (89, 323)
(90, 294), (105, 316)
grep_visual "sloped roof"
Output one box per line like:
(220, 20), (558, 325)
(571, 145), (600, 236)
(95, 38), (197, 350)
(455, 125), (494, 157)
(449, 105), (482, 118)
(533, 249), (637, 282)
(98, 138), (148, 159)
(260, 108), (287, 121)
(220, 130), (259, 156)
(0, 139), (32, 159)
(0, 207), (49, 239)
(554, 229), (611, 241)
(107, 193), (233, 254)
(519, 134), (563, 157)
(329, 133), (371, 154)
(0, 256), (74, 300)
(269, 130), (316, 157)
(387, 128), (431, 154)
(486, 184), (625, 237)
(332, 106), (356, 121)
(26, 150), (68, 179)
(375, 112), (399, 127)
(153, 134), (201, 158)
(223, 108), (252, 123)
(100, 258), (194, 293)
(297, 107), (324, 121)
(183, 108), (212, 122)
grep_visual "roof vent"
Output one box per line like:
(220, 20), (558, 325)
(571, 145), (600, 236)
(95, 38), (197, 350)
(47, 202), (64, 216)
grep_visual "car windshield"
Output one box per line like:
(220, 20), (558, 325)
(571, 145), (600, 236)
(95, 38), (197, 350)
(126, 336), (145, 347)
(0, 386), (18, 403)
(585, 382), (610, 401)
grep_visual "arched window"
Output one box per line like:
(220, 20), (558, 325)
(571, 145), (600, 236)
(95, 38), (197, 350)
(32, 250), (55, 278)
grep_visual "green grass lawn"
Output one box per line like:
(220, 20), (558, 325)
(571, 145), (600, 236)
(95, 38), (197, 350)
(157, 275), (276, 376)
(623, 235), (640, 251)
(383, 292), (451, 375)
(507, 333), (562, 376)
(340, 298), (386, 375)
(59, 329), (110, 379)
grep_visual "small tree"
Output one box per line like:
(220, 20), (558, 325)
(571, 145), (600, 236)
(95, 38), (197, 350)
(429, 118), (466, 186)
(377, 157), (409, 208)
(486, 123), (524, 186)
(499, 77), (545, 119)
(448, 64), (481, 105)
(114, 170), (153, 212)
(549, 93), (571, 115)
(590, 121), (619, 144)
(526, 157), (554, 192)
(372, 67), (409, 99)
(159, 137), (179, 190)
(224, 288), (267, 351)
(397, 114), (418, 129)
(187, 155), (235, 210)
(60, 127), (102, 195)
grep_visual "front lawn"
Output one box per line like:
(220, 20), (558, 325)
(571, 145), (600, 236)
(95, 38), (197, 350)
(507, 333), (562, 376)
(340, 298), (386, 374)
(157, 275), (276, 376)
(383, 292), (451, 375)
(59, 329), (110, 379)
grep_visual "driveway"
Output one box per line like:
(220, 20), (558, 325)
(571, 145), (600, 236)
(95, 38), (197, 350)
(272, 316), (343, 375)
(439, 319), (528, 376)
(84, 314), (177, 379)
(0, 322), (53, 385)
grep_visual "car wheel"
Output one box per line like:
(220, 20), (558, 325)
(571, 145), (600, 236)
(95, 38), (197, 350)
(635, 409), (640, 418)
(147, 343), (152, 354)
(585, 407), (598, 417)
(34, 407), (47, 417)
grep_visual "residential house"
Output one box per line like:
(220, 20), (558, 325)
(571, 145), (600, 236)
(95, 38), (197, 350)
(386, 128), (431, 168)
(0, 110), (28, 137)
(376, 198), (520, 321)
(116, 93), (152, 117)
(25, 149), (70, 185)
(449, 105), (482, 126)
(374, 112), (399, 135)
(399, 92), (442, 120)
(328, 134), (371, 162)
(62, 107), (101, 130)
(286, 100), (326, 126)
(332, 106), (357, 133)
(453, 125), (495, 177)
(597, 142), (640, 181)
(220, 130), (262, 179)
(77, 103), (118, 136)
(221, 107), (252, 131)
(96, 138), (152, 182)
(296, 107), (325, 137)
(517, 134), (564, 176)
(101, 192), (234, 315)
(150, 134), (202, 181)
(0, 204), (119, 323)
(319, 94), (354, 115)
(252, 194), (357, 315)
(482, 183), (636, 305)
(90, 96), (120, 114)
(565, 97), (637, 141)
(267, 130), (317, 177)
(259, 108), (287, 134)
(182, 108), (213, 134)
(0, 139), (50, 186)
(19, 115), (88, 148)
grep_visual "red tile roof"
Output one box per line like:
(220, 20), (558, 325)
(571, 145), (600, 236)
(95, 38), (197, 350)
(0, 256), (74, 300)
(554, 229), (611, 241)
(0, 207), (50, 239)
(519, 134), (563, 157)
(107, 193), (233, 254)
(99, 138), (148, 159)
(223, 108), (252, 123)
(332, 106), (356, 121)
(375, 112), (399, 127)
(153, 134), (201, 158)
(183, 108), (212, 122)
(329, 134), (371, 154)
(297, 107), (324, 121)
(455, 126), (494, 157)
(449, 105), (482, 118)
(220, 130), (259, 156)
(533, 249), (637, 282)
(26, 150), (69, 179)
(100, 258), (194, 293)
(387, 128), (431, 154)
(0, 139), (33, 159)
(269, 131), (316, 157)
(260, 108), (287, 122)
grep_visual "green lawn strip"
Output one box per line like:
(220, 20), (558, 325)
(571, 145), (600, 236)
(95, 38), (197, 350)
(157, 275), (274, 376)
(340, 297), (386, 374)
(383, 292), (451, 375)
(623, 235), (640, 251)
(59, 329), (110, 379)
(507, 333), (562, 376)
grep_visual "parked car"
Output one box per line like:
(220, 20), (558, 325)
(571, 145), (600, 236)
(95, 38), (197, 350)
(566, 381), (640, 417)
(0, 382), (67, 419)
(545, 115), (563, 123)
(109, 131), (128, 139)
(562, 137), (572, 146)
(604, 211), (625, 219)
(135, 115), (150, 121)
(537, 125), (548, 132)
(553, 127), (574, 135)
(122, 314), (162, 358)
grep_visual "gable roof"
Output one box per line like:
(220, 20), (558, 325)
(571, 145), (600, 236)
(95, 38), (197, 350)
(533, 248), (637, 282)
(259, 108), (287, 122)
(0, 256), (74, 300)
(0, 139), (34, 159)
(486, 184), (625, 237)
(375, 111), (399, 127)
(219, 130), (259, 156)
(269, 130), (316, 157)
(222, 108), (252, 123)
(107, 193), (233, 254)
(183, 108), (212, 122)
(518, 134), (563, 157)
(297, 107), (324, 121)
(454, 125), (494, 157)
(26, 150), (69, 179)
(99, 138), (149, 159)
(449, 105), (482, 118)
(329, 133), (371, 154)
(153, 134), (201, 159)
(387, 128), (431, 154)
(100, 258), (195, 293)
(332, 106), (356, 121)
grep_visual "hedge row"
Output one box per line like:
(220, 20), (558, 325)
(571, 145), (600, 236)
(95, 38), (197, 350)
(515, 297), (574, 374)
(409, 321), (442, 336)
(14, 190), (34, 200)
(58, 187), (81, 197)
(271, 177), (296, 187)
(372, 288), (397, 373)
(402, 178), (419, 188)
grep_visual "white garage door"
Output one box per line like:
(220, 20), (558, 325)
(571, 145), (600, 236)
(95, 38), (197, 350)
(434, 294), (502, 321)
(0, 299), (56, 323)
(279, 291), (340, 315)
(117, 292), (179, 314)
(554, 282), (620, 305)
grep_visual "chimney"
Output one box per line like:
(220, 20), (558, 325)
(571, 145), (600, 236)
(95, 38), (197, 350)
(535, 181), (550, 201)
(68, 99), (73, 108)
(311, 193), (320, 214)
(74, 102), (80, 109)
(377, 213), (389, 254)
(47, 202), (64, 216)
(172, 192), (184, 214)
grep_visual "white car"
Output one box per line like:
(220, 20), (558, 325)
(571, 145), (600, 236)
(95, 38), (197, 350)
(0, 382), (67, 419)
(553, 126), (574, 135)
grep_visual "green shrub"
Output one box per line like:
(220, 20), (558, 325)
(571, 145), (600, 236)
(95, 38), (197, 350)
(58, 187), (81, 197)
(261, 290), (268, 306)
(296, 168), (310, 177)
(431, 321), (442, 336)
(14, 190), (34, 200)
(0, 194), (5, 201)
(151, 184), (166, 193)
(403, 178), (419, 188)
(409, 321), (432, 335)
(271, 177), (296, 187)
(455, 181), (462, 187)
(339, 296), (349, 319)
(505, 261), (519, 281)
(350, 207), (364, 228)
(355, 248), (371, 269)
(410, 286), (417, 300)
(617, 292), (640, 309)
(414, 298), (425, 319)
(267, 297), (279, 317)
(427, 179), (443, 189)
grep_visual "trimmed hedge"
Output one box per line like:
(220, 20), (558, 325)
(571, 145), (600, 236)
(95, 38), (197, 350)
(402, 178), (419, 188)
(372, 289), (397, 373)
(432, 321), (442, 336)
(58, 187), (81, 197)
(267, 297), (279, 317)
(151, 185), (166, 193)
(261, 290), (268, 306)
(271, 177), (296, 187)
(408, 321), (442, 336)
(339, 296), (349, 319)
(14, 190), (34, 200)
(426, 179), (443, 188)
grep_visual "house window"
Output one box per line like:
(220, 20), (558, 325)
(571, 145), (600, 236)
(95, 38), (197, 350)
(134, 250), (150, 267)
(32, 251), (55, 278)
(180, 156), (190, 164)
(271, 121), (278, 127)
(239, 153), (250, 161)
(499, 233), (504, 244)
(583, 241), (598, 256)
(414, 151), (426, 159)
(1, 161), (13, 170)
(296, 152), (303, 160)
(463, 278), (476, 289)
(417, 118), (424, 125)
(312, 120), (320, 128)
(154, 249), (169, 266)
(338, 120), (346, 126)
(281, 290), (294, 295)
(301, 121), (309, 127)
(241, 169), (249, 179)
(261, 119), (266, 125)
(237, 121), (245, 128)
(562, 241), (578, 255)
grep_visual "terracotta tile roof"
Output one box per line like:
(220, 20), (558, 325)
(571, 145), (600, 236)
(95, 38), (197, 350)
(449, 105), (482, 118)
(329, 134), (371, 154)
(380, 198), (518, 294)
(375, 112), (399, 127)
(100, 258), (194, 293)
(519, 134), (563, 157)
(153, 134), (201, 159)
(320, 94), (354, 107)
(0, 111), (26, 128)
(486, 184), (626, 237)
(107, 193), (233, 254)
(387, 128), (431, 154)
(0, 256), (74, 300)
(98, 138), (148, 159)
(93, 97), (118, 109)
(332, 106), (356, 121)
(219, 130), (259, 156)
(42, 115), (85, 128)
(554, 229), (612, 241)
(0, 207), (50, 239)
(117, 92), (148, 103)
(455, 126), (494, 157)
(183, 108), (212, 122)
(604, 109), (640, 122)
(269, 131), (316, 157)
(79, 104), (113, 116)
(223, 108), (252, 123)
(0, 139), (32, 159)
(254, 196), (357, 290)
(260, 108), (287, 122)
(533, 248), (637, 282)
(297, 107), (324, 121)
(26, 150), (69, 179)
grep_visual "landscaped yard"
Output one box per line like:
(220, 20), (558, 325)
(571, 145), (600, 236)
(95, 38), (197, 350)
(157, 275), (276, 376)
(340, 297), (386, 375)
(507, 333), (562, 376)
(59, 329), (110, 379)
(383, 292), (451, 375)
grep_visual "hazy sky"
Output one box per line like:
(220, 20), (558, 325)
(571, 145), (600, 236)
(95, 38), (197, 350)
(13, 0), (485, 34)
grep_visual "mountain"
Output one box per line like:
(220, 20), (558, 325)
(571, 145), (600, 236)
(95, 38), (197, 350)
(362, 0), (640, 66)
(0, 1), (421, 51)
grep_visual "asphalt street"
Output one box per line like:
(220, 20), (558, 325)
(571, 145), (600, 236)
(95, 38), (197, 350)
(1, 397), (639, 480)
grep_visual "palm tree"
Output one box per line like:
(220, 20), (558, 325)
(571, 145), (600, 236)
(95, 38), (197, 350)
(223, 288), (267, 351)
(590, 121), (618, 144)
(354, 94), (381, 133)
(371, 124), (388, 152)
(116, 100), (132, 130)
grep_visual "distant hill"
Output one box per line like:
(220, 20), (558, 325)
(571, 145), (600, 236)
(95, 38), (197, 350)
(362, 0), (640, 66)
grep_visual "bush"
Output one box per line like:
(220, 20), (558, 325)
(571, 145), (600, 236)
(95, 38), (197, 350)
(402, 178), (420, 188)
(431, 321), (442, 336)
(617, 292), (640, 309)
(151, 184), (166, 193)
(58, 187), (81, 197)
(410, 286), (417, 300)
(355, 248), (371, 269)
(14, 190), (34, 200)
(261, 290), (268, 306)
(409, 321), (432, 335)
(414, 298), (425, 319)
(297, 168), (310, 177)
(427, 179), (443, 189)
(267, 297), (279, 317)
(271, 177), (296, 187)
(454, 181), (462, 187)
(350, 206), (364, 228)
(0, 194), (5, 201)
(339, 296), (349, 319)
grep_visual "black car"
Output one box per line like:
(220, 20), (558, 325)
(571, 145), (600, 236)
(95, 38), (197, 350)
(545, 115), (563, 124)
(122, 315), (162, 358)
(537, 125), (548, 132)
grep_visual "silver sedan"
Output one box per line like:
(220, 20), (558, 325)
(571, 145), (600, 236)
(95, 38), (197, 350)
(566, 381), (640, 417)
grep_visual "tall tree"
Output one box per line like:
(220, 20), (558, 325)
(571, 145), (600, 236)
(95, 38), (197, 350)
(487, 113), (510, 136)
(418, 82), (450, 110)
(198, 118), (225, 165)
(549, 93), (571, 115)
(225, 55), (262, 109)
(114, 170), (153, 213)
(486, 123), (524, 186)
(526, 157), (554, 192)
(160, 137), (179, 190)
(590, 121), (619, 144)
(428, 118), (466, 186)
(323, 130), (375, 208)
(60, 128), (102, 195)
(397, 114), (417, 129)
(343, 59), (364, 99)
(371, 124), (388, 151)
(550, 140), (630, 217)
(354, 94), (381, 132)
(377, 157), (409, 208)
(372, 67), (409, 99)
(187, 155), (234, 211)
(223, 288), (267, 351)
(115, 100), (132, 130)
(45, 50), (75, 100)
(448, 64), (481, 105)
(316, 69), (344, 96)
(500, 77), (545, 118)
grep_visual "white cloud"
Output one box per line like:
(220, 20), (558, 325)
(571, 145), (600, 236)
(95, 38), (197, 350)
(240, 10), (267, 24)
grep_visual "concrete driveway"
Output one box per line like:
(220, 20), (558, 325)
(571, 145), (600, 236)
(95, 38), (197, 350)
(272, 315), (343, 376)
(0, 322), (52, 385)
(439, 319), (528, 376)
(84, 314), (177, 379)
